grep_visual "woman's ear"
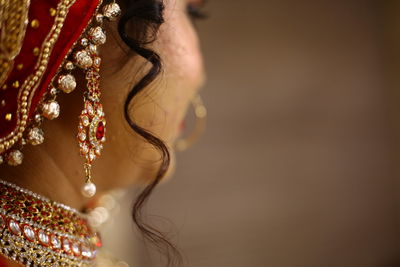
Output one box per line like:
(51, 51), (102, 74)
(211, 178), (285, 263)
(101, 21), (132, 76)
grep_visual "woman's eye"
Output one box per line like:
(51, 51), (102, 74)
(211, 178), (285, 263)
(187, 0), (208, 20)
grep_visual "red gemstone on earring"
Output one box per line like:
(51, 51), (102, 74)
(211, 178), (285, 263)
(95, 122), (104, 140)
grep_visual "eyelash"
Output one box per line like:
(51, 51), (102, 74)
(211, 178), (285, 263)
(187, 2), (208, 20)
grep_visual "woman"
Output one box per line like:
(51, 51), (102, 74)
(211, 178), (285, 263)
(0, 0), (206, 266)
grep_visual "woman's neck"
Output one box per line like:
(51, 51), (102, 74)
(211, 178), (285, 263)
(0, 124), (87, 211)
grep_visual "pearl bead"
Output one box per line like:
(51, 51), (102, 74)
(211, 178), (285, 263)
(7, 150), (23, 166)
(81, 182), (96, 198)
(27, 127), (44, 145)
(58, 74), (76, 93)
(42, 100), (60, 120)
(74, 50), (93, 69)
(102, 3), (121, 21)
(88, 26), (106, 45)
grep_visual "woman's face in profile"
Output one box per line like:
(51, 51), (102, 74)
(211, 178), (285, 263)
(92, 0), (205, 189)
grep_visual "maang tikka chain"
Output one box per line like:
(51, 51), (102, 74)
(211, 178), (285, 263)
(72, 1), (121, 198)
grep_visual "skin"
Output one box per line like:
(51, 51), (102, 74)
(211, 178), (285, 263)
(0, 0), (205, 212)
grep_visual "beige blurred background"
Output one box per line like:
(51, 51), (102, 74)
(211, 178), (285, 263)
(102, 1), (400, 266)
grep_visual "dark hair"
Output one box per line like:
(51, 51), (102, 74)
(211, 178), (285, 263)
(117, 0), (182, 266)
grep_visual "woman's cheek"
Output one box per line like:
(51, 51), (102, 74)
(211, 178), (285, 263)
(157, 2), (205, 89)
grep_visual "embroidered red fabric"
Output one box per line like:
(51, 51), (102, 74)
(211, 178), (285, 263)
(0, 0), (100, 151)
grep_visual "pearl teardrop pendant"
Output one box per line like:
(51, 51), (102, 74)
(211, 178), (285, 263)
(81, 182), (96, 198)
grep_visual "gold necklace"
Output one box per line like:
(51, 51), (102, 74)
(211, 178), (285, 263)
(0, 180), (101, 266)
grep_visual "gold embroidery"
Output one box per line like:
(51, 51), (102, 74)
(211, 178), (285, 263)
(0, 0), (76, 153)
(0, 0), (31, 85)
(12, 81), (19, 88)
(49, 7), (57, 16)
(5, 113), (11, 121)
(30, 19), (40, 28)
(32, 46), (40, 56)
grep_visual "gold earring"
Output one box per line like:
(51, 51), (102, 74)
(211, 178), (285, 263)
(175, 94), (207, 152)
(71, 1), (121, 198)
